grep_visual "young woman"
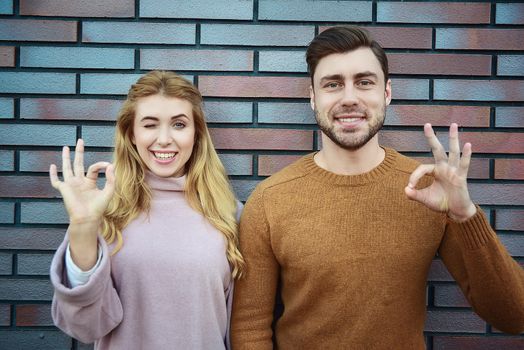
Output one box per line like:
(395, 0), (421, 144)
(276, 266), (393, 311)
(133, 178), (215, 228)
(49, 71), (244, 349)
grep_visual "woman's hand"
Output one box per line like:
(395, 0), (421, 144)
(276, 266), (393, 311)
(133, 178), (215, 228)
(49, 139), (115, 270)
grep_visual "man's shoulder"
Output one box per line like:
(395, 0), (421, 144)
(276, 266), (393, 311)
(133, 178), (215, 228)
(254, 153), (314, 193)
(387, 147), (423, 175)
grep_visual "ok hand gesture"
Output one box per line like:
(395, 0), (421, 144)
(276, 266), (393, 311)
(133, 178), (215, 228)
(404, 123), (477, 222)
(49, 139), (115, 269)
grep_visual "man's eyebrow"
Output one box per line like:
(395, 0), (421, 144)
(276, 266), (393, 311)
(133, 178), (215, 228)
(319, 74), (345, 84)
(354, 71), (379, 80)
(139, 114), (188, 122)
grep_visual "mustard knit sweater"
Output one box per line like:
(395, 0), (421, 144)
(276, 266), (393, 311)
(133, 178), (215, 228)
(231, 147), (524, 350)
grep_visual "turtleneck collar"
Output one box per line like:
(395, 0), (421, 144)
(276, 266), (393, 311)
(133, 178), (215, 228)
(145, 171), (186, 197)
(302, 147), (398, 186)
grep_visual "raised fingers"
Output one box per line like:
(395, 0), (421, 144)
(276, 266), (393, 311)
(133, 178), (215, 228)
(458, 142), (472, 178)
(49, 164), (60, 189)
(424, 123), (447, 164)
(448, 123), (460, 168)
(61, 145), (73, 180)
(73, 139), (85, 177)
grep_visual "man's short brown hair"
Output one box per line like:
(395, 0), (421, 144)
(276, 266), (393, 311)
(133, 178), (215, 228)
(306, 26), (389, 86)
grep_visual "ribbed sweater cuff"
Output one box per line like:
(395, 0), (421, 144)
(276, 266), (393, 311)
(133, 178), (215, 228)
(448, 205), (496, 250)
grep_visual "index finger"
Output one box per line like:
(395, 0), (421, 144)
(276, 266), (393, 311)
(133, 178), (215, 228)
(424, 123), (447, 164)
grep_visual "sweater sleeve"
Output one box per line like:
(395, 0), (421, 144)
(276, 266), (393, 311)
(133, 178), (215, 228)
(438, 206), (524, 334)
(50, 234), (123, 344)
(230, 187), (279, 349)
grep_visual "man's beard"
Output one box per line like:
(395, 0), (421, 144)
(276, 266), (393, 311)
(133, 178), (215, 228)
(314, 105), (386, 151)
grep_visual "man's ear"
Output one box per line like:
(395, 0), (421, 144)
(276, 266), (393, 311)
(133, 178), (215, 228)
(309, 85), (315, 111)
(385, 79), (392, 106)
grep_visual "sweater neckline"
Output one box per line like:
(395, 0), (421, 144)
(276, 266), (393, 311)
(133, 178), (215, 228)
(302, 147), (398, 186)
(145, 171), (186, 193)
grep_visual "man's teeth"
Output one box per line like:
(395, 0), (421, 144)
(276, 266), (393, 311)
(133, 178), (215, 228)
(338, 117), (362, 122)
(154, 152), (176, 159)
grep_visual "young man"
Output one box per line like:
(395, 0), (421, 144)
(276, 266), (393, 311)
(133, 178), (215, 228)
(230, 26), (524, 349)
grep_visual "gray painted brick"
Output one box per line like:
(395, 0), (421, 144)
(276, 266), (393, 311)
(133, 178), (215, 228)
(231, 180), (259, 202)
(0, 72), (76, 94)
(82, 126), (116, 147)
(141, 49), (253, 71)
(81, 74), (144, 95)
(498, 55), (524, 76)
(0, 1), (13, 14)
(0, 150), (14, 171)
(499, 234), (524, 257)
(0, 253), (12, 275)
(496, 3), (524, 25)
(19, 150), (113, 172)
(140, 0), (253, 20)
(201, 24), (314, 47)
(259, 0), (372, 22)
(0, 304), (10, 326)
(83, 22), (195, 44)
(17, 254), (54, 275)
(81, 74), (194, 95)
(218, 154), (253, 176)
(21, 202), (68, 224)
(21, 47), (134, 69)
(0, 330), (71, 350)
(258, 102), (315, 124)
(0, 279), (53, 301)
(259, 51), (307, 72)
(0, 125), (76, 146)
(0, 202), (15, 223)
(393, 79), (430, 100)
(0, 98), (14, 119)
(203, 101), (253, 123)
(495, 107), (524, 128)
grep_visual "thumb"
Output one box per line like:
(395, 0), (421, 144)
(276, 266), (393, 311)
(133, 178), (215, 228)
(405, 185), (424, 203)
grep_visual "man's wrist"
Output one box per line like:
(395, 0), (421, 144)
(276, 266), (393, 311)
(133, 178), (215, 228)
(448, 202), (477, 223)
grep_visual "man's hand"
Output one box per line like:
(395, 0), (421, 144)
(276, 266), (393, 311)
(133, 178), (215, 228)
(404, 123), (477, 222)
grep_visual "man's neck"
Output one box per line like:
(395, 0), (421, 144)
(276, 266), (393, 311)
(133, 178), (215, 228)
(314, 134), (385, 176)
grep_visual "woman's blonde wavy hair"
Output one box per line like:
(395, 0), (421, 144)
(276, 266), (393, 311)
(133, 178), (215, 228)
(101, 70), (245, 278)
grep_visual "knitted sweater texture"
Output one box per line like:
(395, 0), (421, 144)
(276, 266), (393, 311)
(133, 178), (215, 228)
(231, 147), (524, 349)
(50, 173), (234, 349)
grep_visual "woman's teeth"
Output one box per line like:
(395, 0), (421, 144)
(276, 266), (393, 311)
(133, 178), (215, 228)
(153, 152), (176, 159)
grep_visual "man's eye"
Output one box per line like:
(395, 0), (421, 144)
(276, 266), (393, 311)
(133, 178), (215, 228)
(325, 82), (341, 89)
(358, 80), (374, 87)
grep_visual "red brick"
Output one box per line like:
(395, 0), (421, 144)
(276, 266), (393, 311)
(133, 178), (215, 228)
(433, 336), (524, 349)
(16, 304), (53, 326)
(495, 159), (524, 180)
(320, 26), (433, 49)
(0, 176), (56, 198)
(425, 310), (485, 333)
(460, 132), (524, 154)
(414, 157), (489, 180)
(434, 284), (470, 307)
(258, 155), (303, 176)
(20, 98), (122, 121)
(388, 53), (491, 76)
(0, 304), (10, 326)
(428, 259), (454, 282)
(469, 183), (524, 206)
(0, 46), (14, 67)
(378, 2), (490, 24)
(0, 19), (77, 42)
(379, 130), (430, 152)
(209, 128), (313, 151)
(19, 150), (112, 172)
(386, 105), (490, 127)
(20, 0), (134, 17)
(496, 210), (524, 231)
(436, 29), (524, 51)
(0, 227), (64, 250)
(199, 76), (309, 98)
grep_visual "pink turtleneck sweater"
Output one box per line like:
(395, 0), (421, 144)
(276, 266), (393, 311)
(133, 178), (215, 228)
(50, 173), (238, 349)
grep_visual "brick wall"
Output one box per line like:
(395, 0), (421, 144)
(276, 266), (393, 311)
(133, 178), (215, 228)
(0, 0), (523, 349)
